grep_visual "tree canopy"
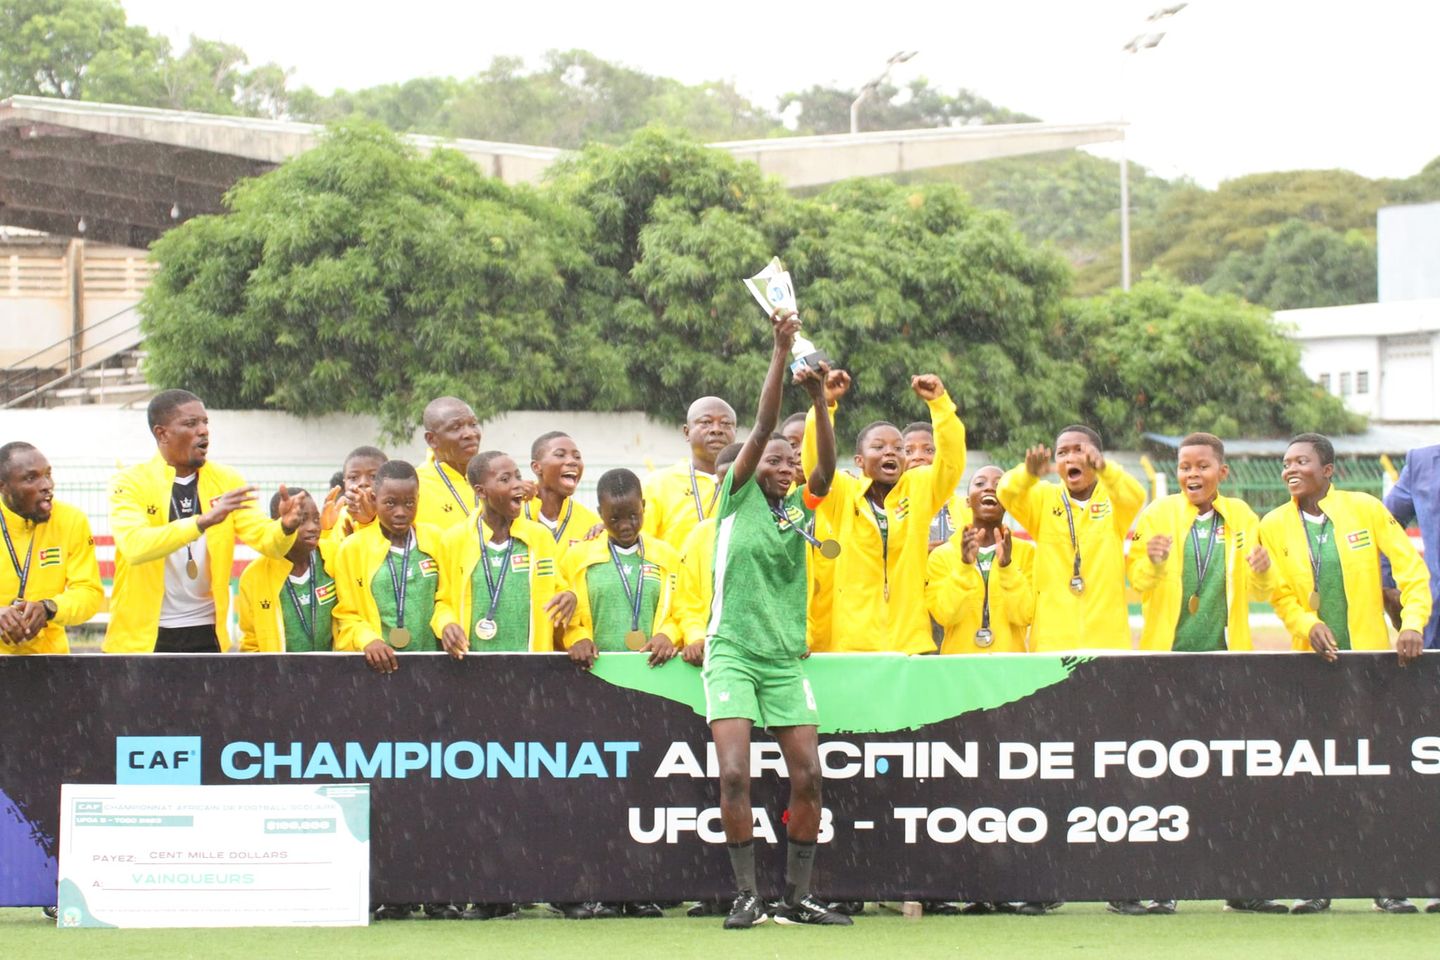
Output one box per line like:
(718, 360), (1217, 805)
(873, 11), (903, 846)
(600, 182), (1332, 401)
(142, 124), (1355, 452)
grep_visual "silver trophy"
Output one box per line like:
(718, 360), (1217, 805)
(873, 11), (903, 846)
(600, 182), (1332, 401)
(743, 257), (833, 374)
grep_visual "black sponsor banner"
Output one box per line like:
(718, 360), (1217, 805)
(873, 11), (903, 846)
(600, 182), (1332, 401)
(2, 652), (1439, 907)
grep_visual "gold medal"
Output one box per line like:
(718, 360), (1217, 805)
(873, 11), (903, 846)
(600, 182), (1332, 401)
(1308, 590), (1320, 611)
(389, 627), (411, 649)
(1188, 595), (1200, 616)
(625, 630), (648, 651)
(185, 557), (199, 580)
(475, 618), (498, 641)
(819, 539), (841, 559)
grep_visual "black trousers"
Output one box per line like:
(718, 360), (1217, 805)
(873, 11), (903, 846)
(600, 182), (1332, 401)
(154, 624), (220, 653)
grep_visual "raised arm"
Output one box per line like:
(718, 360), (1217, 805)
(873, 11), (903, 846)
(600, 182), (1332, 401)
(730, 312), (800, 491)
(796, 364), (836, 498)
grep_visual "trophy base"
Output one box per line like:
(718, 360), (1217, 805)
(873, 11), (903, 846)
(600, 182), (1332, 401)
(790, 348), (833, 374)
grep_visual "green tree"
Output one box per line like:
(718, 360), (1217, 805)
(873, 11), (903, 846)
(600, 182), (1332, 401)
(1203, 218), (1376, 310)
(0, 0), (164, 100)
(1067, 276), (1361, 448)
(781, 77), (1037, 135)
(141, 122), (620, 435)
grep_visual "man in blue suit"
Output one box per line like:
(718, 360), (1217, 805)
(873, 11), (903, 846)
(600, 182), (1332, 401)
(1383, 445), (1440, 650)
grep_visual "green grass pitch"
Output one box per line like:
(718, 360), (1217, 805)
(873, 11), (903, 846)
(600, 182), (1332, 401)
(4, 900), (1436, 960)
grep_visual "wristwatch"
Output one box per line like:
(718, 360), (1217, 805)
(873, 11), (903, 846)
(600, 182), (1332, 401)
(41, 599), (57, 622)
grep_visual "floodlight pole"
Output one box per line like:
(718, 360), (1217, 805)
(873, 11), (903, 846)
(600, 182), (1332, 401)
(851, 51), (918, 135)
(1119, 8), (1184, 291)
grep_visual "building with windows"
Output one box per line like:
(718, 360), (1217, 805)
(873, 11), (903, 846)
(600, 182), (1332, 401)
(1278, 201), (1440, 423)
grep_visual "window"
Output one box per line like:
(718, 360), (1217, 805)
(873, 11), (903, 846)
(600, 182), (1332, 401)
(1319, 373), (1331, 392)
(1340, 372), (1352, 396)
(1356, 370), (1369, 394)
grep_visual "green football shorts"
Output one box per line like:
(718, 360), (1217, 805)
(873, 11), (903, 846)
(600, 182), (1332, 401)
(702, 641), (818, 728)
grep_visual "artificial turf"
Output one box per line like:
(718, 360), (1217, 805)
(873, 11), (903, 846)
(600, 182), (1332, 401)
(4, 900), (1436, 960)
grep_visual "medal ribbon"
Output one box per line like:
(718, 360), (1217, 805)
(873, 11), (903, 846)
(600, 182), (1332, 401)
(385, 532), (413, 630)
(525, 499), (573, 544)
(868, 494), (890, 600)
(1301, 512), (1329, 600)
(478, 523), (516, 624)
(0, 509), (35, 602)
(771, 501), (825, 551)
(1189, 513), (1223, 597)
(1060, 493), (1083, 582)
(608, 538), (647, 633)
(284, 551), (319, 642)
(436, 461), (473, 517)
(689, 464), (721, 523)
(977, 547), (994, 632)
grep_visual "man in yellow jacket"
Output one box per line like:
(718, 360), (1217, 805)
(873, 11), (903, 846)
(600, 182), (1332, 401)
(1261, 433), (1430, 664)
(433, 450), (575, 656)
(105, 390), (301, 653)
(641, 396), (737, 549)
(525, 430), (602, 563)
(239, 490), (341, 652)
(0, 442), (102, 654)
(998, 426), (1145, 650)
(801, 372), (965, 654)
(926, 465), (1034, 654)
(1129, 433), (1274, 652)
(415, 396), (482, 530)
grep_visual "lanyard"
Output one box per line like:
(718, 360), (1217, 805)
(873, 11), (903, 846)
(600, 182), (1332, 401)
(978, 547), (996, 630)
(525, 499), (573, 543)
(1190, 513), (1223, 588)
(284, 552), (318, 641)
(1302, 512), (1330, 595)
(0, 510), (35, 601)
(384, 532), (413, 627)
(689, 464), (721, 523)
(1060, 493), (1083, 581)
(436, 461), (473, 517)
(867, 493), (890, 600)
(478, 525), (516, 622)
(608, 538), (647, 632)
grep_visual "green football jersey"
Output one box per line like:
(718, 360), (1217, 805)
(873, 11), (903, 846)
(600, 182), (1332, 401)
(707, 471), (815, 662)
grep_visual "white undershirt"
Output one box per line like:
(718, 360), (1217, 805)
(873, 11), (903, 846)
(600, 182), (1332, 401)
(158, 473), (215, 628)
(1301, 510), (1326, 524)
(612, 541), (641, 555)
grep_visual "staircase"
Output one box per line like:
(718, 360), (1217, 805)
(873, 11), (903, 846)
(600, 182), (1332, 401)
(1, 306), (150, 409)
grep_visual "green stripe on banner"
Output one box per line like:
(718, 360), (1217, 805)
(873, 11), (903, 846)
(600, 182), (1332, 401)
(590, 653), (1087, 734)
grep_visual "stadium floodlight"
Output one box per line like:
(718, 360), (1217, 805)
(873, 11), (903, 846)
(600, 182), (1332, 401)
(1119, 5), (1186, 290)
(850, 51), (920, 135)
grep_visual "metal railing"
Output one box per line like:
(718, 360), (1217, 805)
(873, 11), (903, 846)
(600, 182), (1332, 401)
(1, 304), (144, 408)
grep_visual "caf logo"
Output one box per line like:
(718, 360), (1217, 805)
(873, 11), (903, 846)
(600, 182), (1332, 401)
(260, 599), (271, 609)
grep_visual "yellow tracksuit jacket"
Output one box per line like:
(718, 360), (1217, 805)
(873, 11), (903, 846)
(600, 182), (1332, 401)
(432, 514), (564, 652)
(524, 497), (603, 565)
(675, 518), (717, 648)
(802, 392), (966, 654)
(1128, 493), (1272, 651)
(560, 536), (682, 649)
(998, 461), (1145, 650)
(332, 521), (447, 652)
(416, 451), (476, 532)
(1260, 487), (1431, 650)
(104, 454), (295, 653)
(926, 536), (1035, 654)
(641, 460), (721, 550)
(237, 539), (342, 652)
(0, 499), (102, 654)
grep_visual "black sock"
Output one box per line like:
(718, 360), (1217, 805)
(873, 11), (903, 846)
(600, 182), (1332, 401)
(727, 840), (756, 894)
(785, 839), (816, 904)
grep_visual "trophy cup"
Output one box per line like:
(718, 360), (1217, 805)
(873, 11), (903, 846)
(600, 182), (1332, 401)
(743, 257), (833, 375)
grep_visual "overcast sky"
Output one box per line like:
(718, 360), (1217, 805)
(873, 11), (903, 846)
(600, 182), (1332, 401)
(123, 0), (1437, 187)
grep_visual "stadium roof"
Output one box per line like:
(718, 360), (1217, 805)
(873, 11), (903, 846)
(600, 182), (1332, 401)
(0, 95), (1124, 248)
